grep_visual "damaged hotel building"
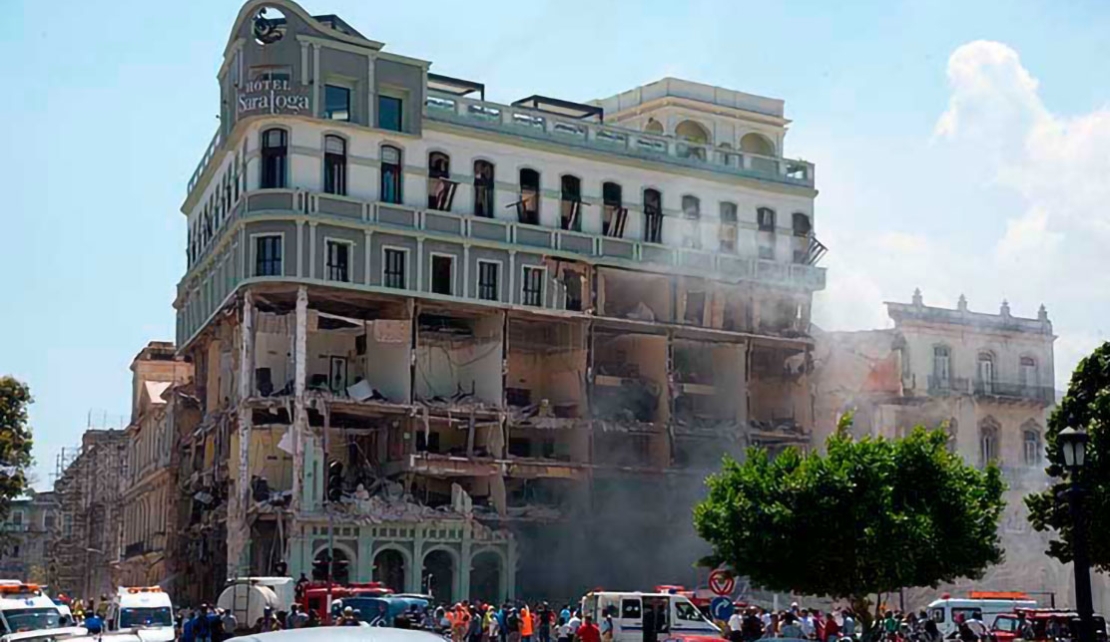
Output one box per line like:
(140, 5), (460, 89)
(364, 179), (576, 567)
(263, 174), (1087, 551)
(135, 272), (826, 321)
(175, 0), (825, 602)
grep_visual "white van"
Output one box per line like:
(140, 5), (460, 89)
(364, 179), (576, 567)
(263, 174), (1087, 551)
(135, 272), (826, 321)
(106, 588), (175, 642)
(0, 583), (75, 637)
(581, 592), (721, 642)
(927, 597), (1037, 636)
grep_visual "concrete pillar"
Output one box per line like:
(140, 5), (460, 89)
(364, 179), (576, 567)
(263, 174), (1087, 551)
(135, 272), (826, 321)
(356, 532), (373, 582)
(229, 291), (255, 578)
(293, 287), (308, 513)
(459, 525), (473, 601)
(410, 529), (425, 594)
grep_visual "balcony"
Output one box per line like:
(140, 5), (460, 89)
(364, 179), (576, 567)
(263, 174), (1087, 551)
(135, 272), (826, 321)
(424, 92), (815, 188)
(973, 379), (1054, 404)
(927, 375), (971, 395)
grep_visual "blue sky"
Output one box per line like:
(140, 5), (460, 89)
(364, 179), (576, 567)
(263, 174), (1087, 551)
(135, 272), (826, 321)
(2, 0), (1109, 490)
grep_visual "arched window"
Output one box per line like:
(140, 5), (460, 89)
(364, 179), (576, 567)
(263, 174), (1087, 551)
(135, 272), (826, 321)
(643, 188), (663, 244)
(740, 132), (775, 156)
(261, 128), (287, 189)
(644, 118), (664, 135)
(1020, 356), (1038, 388)
(518, 168), (540, 225)
(1022, 424), (1042, 466)
(323, 135), (347, 196)
(602, 182), (626, 238)
(380, 145), (402, 204)
(979, 418), (1000, 465)
(719, 202), (738, 253)
(560, 175), (581, 231)
(427, 152), (456, 211)
(933, 345), (951, 386)
(757, 207), (776, 232)
(792, 212), (811, 237)
(473, 160), (494, 218)
(682, 195), (700, 219)
(978, 352), (995, 394)
(675, 120), (711, 145)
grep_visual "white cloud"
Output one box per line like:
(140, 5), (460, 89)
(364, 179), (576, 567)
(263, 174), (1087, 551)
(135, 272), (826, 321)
(818, 39), (1110, 388)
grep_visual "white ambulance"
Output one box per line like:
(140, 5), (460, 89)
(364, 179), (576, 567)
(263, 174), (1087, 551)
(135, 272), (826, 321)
(581, 591), (721, 642)
(0, 583), (81, 639)
(106, 588), (175, 642)
(926, 594), (1038, 637)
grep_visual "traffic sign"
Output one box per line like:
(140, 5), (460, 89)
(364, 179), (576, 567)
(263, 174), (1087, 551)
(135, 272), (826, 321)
(708, 569), (735, 596)
(710, 597), (734, 621)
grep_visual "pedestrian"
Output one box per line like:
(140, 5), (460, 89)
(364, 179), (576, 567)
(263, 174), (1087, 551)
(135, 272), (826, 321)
(841, 611), (855, 639)
(507, 607), (522, 642)
(221, 608), (239, 636)
(823, 612), (839, 642)
(780, 613), (804, 639)
(600, 606), (615, 642)
(567, 610), (582, 642)
(257, 607), (282, 633)
(577, 615), (601, 642)
(306, 609), (320, 628)
(468, 606), (484, 642)
(521, 604), (535, 642)
(799, 610), (815, 640)
(728, 609), (744, 642)
(538, 603), (553, 642)
(194, 605), (211, 642)
(209, 607), (225, 642)
(85, 610), (104, 635)
(557, 617), (571, 642)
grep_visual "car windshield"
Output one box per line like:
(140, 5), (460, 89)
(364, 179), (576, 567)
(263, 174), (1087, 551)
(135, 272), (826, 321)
(120, 607), (174, 628)
(341, 598), (389, 623)
(2, 607), (62, 633)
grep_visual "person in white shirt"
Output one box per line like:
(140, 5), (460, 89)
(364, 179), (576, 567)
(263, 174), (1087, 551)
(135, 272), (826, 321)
(799, 611), (816, 639)
(727, 612), (744, 642)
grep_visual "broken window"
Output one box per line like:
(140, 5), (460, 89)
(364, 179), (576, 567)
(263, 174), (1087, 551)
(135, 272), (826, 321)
(478, 261), (499, 301)
(682, 195), (701, 249)
(522, 266), (544, 306)
(260, 128), (287, 189)
(792, 212), (811, 237)
(602, 182), (627, 238)
(324, 135), (347, 196)
(326, 240), (350, 282)
(757, 207), (776, 232)
(380, 145), (402, 204)
(682, 195), (700, 219)
(684, 290), (706, 325)
(720, 202), (738, 253)
(384, 248), (406, 289)
(427, 152), (457, 211)
(324, 84), (350, 121)
(255, 235), (282, 276)
(643, 188), (663, 244)
(560, 175), (581, 231)
(518, 168), (540, 225)
(473, 160), (495, 218)
(563, 270), (583, 311)
(431, 254), (454, 295)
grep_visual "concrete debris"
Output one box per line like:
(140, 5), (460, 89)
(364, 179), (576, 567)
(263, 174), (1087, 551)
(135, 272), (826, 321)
(346, 379), (375, 402)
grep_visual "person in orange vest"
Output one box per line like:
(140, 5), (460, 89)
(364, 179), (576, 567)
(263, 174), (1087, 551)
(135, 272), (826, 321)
(521, 605), (534, 642)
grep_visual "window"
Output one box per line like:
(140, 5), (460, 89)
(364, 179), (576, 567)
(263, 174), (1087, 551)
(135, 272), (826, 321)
(380, 145), (402, 204)
(518, 169), (540, 225)
(260, 128), (287, 189)
(681, 195), (700, 219)
(603, 182), (627, 238)
(9, 510), (22, 526)
(720, 202), (738, 252)
(621, 599), (642, 620)
(757, 207), (776, 232)
(478, 261), (499, 301)
(522, 266), (544, 307)
(675, 602), (703, 623)
(979, 419), (999, 465)
(43, 512), (55, 531)
(383, 248), (406, 289)
(644, 118), (663, 135)
(473, 161), (495, 218)
(378, 95), (403, 132)
(254, 235), (282, 276)
(644, 189), (663, 244)
(1020, 356), (1037, 386)
(978, 352), (995, 393)
(427, 152), (457, 211)
(792, 212), (812, 237)
(681, 195), (701, 248)
(324, 135), (347, 195)
(431, 255), (454, 295)
(933, 345), (951, 383)
(560, 175), (582, 231)
(326, 240), (351, 282)
(250, 66), (292, 83)
(1023, 429), (1042, 465)
(758, 243), (775, 260)
(324, 85), (350, 121)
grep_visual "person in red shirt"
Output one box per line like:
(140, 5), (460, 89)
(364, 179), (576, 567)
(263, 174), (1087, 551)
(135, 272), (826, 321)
(577, 616), (601, 642)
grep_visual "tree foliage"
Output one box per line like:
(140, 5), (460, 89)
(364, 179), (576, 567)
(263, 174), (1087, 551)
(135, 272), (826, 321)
(0, 376), (34, 525)
(1026, 341), (1110, 571)
(694, 416), (1004, 632)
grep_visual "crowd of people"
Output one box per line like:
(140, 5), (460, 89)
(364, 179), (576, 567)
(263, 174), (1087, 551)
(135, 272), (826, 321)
(724, 604), (957, 642)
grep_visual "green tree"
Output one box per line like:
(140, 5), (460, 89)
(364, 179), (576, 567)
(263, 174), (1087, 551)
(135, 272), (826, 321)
(1026, 342), (1110, 571)
(0, 377), (34, 538)
(694, 417), (1005, 638)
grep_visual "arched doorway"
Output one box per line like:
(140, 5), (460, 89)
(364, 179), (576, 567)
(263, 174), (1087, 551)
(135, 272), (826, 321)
(469, 551), (502, 605)
(422, 549), (456, 604)
(373, 548), (407, 594)
(313, 547), (351, 585)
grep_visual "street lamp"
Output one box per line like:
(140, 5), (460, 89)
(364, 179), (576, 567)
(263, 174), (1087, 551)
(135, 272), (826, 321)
(1058, 426), (1094, 642)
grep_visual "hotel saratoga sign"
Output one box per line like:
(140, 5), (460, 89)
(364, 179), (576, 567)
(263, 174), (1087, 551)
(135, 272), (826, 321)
(237, 78), (310, 116)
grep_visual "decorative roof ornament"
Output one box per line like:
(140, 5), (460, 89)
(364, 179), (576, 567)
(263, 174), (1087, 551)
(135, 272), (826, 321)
(958, 294), (968, 312)
(1000, 299), (1011, 317)
(1038, 304), (1049, 322)
(912, 288), (923, 307)
(253, 7), (285, 45)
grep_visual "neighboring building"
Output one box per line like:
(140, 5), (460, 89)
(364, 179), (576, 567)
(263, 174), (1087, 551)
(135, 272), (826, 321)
(173, 0), (825, 602)
(52, 429), (128, 599)
(813, 291), (1107, 608)
(0, 491), (58, 583)
(119, 342), (194, 588)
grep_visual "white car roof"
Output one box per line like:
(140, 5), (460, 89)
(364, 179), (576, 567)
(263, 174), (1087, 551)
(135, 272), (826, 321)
(237, 629), (443, 642)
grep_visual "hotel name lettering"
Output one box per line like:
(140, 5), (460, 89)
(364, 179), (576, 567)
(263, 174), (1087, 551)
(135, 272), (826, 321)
(237, 79), (310, 115)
